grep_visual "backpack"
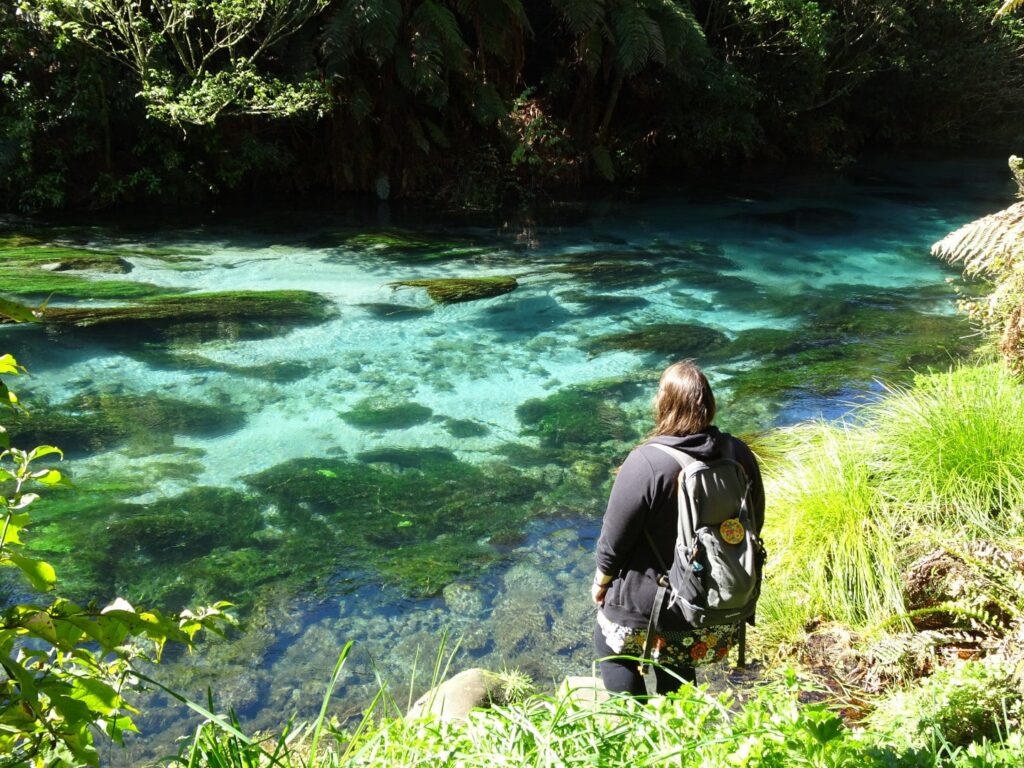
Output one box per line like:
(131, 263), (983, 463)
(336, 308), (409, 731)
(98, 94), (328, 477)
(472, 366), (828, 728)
(641, 440), (765, 666)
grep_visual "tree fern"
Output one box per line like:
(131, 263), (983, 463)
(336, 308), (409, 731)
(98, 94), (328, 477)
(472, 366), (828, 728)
(609, 2), (653, 76)
(552, 0), (606, 36)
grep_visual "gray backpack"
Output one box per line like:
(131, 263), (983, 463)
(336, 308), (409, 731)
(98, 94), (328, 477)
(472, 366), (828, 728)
(642, 441), (764, 664)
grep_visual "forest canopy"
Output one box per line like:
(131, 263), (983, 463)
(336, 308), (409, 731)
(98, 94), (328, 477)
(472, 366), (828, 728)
(3, 0), (1024, 210)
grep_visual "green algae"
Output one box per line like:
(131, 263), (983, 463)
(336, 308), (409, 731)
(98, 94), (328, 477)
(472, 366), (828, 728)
(0, 236), (173, 300)
(246, 450), (548, 596)
(6, 393), (245, 457)
(28, 484), (284, 609)
(391, 276), (518, 304)
(42, 290), (333, 329)
(357, 447), (457, 468)
(585, 322), (730, 359)
(516, 384), (640, 448)
(340, 399), (433, 430)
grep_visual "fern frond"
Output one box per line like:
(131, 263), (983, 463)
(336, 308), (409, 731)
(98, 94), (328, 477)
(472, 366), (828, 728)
(552, 0), (605, 36)
(609, 2), (653, 76)
(996, 0), (1024, 19)
(930, 201), (1024, 276)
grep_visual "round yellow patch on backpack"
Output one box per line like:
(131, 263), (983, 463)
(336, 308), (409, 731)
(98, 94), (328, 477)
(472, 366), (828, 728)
(720, 518), (745, 545)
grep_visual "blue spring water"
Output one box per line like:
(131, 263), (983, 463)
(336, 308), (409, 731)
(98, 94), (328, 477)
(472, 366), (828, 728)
(0, 154), (1013, 762)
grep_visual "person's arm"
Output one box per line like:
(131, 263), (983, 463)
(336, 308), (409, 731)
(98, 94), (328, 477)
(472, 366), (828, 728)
(593, 449), (656, 604)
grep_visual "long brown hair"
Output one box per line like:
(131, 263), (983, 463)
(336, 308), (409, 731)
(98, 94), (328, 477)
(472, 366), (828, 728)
(651, 360), (716, 437)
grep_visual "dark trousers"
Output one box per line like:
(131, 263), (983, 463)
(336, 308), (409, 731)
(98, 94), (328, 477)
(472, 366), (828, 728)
(593, 623), (696, 696)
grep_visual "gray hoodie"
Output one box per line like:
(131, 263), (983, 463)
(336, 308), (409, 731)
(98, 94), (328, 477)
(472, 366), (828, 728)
(595, 426), (765, 630)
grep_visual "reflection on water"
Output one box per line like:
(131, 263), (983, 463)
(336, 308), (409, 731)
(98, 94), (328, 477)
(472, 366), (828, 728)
(0, 156), (1007, 762)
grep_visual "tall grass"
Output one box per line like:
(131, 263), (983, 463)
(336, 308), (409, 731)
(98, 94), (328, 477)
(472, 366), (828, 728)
(870, 363), (1024, 535)
(758, 361), (1024, 642)
(757, 423), (906, 640)
(173, 668), (1024, 768)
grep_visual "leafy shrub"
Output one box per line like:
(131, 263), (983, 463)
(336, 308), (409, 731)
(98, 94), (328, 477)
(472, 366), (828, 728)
(869, 660), (1021, 750)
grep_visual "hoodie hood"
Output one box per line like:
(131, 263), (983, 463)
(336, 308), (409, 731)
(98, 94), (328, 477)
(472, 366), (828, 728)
(647, 426), (724, 460)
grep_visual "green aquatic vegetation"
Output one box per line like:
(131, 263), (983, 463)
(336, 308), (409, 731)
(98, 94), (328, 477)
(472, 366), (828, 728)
(42, 289), (333, 328)
(356, 447), (457, 468)
(516, 384), (640, 448)
(585, 322), (730, 359)
(340, 399), (433, 430)
(6, 392), (245, 457)
(0, 237), (133, 272)
(557, 291), (650, 317)
(246, 451), (547, 596)
(30, 484), (281, 609)
(444, 418), (490, 438)
(0, 236), (174, 300)
(390, 276), (518, 304)
(541, 260), (663, 288)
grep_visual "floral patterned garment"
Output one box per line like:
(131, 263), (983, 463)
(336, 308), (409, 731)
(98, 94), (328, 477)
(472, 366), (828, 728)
(597, 610), (739, 667)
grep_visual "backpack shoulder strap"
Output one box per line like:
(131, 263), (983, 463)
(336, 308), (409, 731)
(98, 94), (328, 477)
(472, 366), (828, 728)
(648, 442), (699, 470)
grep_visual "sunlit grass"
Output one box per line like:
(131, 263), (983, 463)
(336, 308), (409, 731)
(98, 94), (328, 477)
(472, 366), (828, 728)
(758, 361), (1024, 643)
(757, 423), (906, 642)
(870, 363), (1024, 536)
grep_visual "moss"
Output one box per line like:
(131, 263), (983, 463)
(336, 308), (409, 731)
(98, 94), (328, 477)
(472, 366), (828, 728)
(340, 399), (433, 430)
(391, 276), (518, 304)
(0, 237), (173, 301)
(585, 322), (730, 359)
(444, 418), (490, 438)
(6, 392), (245, 457)
(0, 238), (134, 272)
(42, 290), (332, 328)
(516, 385), (640, 448)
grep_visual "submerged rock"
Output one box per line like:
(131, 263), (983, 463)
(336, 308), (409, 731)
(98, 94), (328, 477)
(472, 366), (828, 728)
(390, 276), (518, 304)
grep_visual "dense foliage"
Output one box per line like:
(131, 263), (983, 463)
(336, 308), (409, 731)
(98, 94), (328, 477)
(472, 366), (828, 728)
(3, 0), (1024, 210)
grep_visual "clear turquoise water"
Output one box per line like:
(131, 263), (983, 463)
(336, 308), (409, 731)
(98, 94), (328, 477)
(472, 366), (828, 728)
(0, 156), (1011, 762)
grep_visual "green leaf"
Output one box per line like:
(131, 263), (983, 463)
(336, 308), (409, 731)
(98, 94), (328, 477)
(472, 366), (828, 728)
(5, 551), (58, 591)
(0, 298), (38, 323)
(30, 469), (72, 487)
(0, 354), (23, 375)
(28, 446), (64, 462)
(70, 677), (123, 716)
(0, 512), (29, 546)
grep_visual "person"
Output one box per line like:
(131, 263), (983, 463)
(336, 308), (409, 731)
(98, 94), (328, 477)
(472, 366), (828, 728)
(591, 359), (765, 696)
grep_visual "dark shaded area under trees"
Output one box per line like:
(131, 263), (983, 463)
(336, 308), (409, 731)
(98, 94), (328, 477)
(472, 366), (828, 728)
(3, 0), (1024, 212)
